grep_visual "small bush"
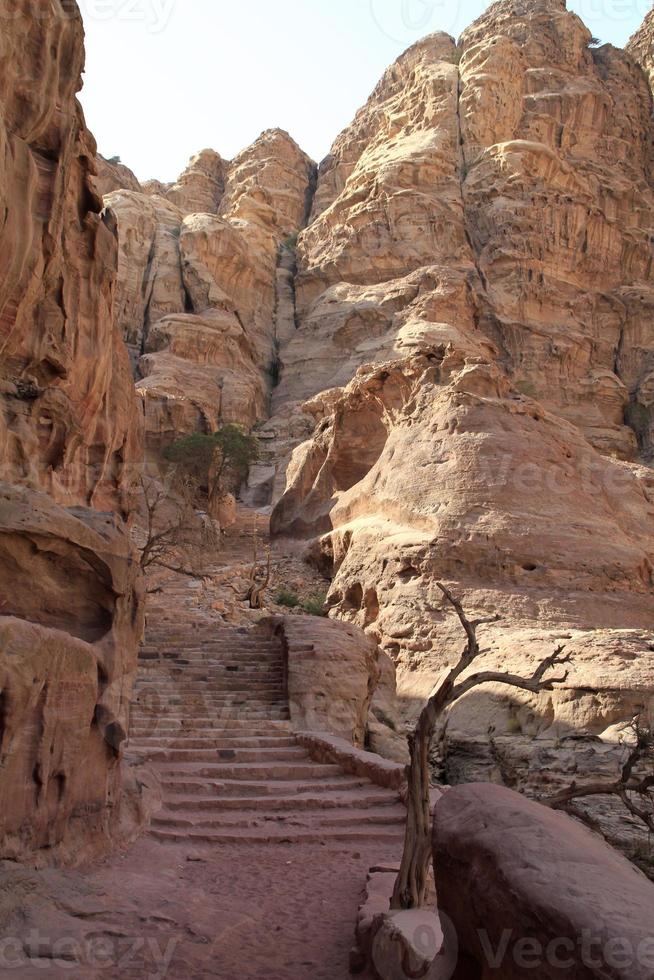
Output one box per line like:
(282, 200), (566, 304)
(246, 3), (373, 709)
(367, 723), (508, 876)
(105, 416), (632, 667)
(507, 716), (523, 735)
(275, 588), (300, 609)
(589, 37), (602, 48)
(283, 231), (299, 250)
(302, 591), (328, 617)
(107, 155), (122, 165)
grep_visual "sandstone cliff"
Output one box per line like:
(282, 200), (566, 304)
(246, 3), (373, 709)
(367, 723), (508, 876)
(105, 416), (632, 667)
(270, 0), (654, 806)
(0, 0), (144, 862)
(103, 132), (316, 458)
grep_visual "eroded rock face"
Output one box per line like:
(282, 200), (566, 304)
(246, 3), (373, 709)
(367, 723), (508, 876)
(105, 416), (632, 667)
(103, 131), (315, 452)
(0, 0), (144, 862)
(271, 0), (654, 813)
(433, 784), (654, 979)
(93, 155), (141, 197)
(165, 148), (226, 216)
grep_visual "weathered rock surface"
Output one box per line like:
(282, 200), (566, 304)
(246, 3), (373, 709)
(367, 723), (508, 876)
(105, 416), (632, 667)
(270, 0), (654, 825)
(103, 131), (315, 453)
(433, 783), (654, 978)
(93, 154), (141, 197)
(274, 615), (382, 747)
(164, 148), (226, 216)
(105, 190), (186, 356)
(0, 0), (143, 861)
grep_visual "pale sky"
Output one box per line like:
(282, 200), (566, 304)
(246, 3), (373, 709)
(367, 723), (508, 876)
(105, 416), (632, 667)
(79, 0), (654, 183)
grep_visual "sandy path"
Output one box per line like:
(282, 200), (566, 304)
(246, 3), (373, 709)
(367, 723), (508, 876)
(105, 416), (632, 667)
(1, 836), (398, 979)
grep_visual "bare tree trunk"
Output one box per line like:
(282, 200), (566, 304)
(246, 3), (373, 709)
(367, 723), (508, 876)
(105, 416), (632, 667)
(392, 696), (447, 909)
(390, 583), (568, 911)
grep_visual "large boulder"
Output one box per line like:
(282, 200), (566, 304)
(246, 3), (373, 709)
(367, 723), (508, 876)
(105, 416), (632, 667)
(433, 783), (654, 979)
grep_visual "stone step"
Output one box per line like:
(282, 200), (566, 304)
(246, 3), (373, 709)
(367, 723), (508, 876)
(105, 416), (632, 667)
(127, 736), (298, 750)
(158, 776), (370, 798)
(129, 717), (291, 730)
(152, 807), (406, 831)
(149, 826), (405, 845)
(130, 708), (291, 720)
(134, 682), (285, 693)
(153, 762), (343, 781)
(142, 642), (280, 651)
(133, 691), (286, 700)
(163, 789), (401, 812)
(142, 651), (282, 659)
(129, 719), (292, 735)
(130, 746), (308, 764)
(137, 666), (285, 676)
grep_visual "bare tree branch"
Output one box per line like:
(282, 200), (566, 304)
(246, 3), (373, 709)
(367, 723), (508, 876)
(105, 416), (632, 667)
(392, 584), (571, 911)
(543, 716), (654, 836)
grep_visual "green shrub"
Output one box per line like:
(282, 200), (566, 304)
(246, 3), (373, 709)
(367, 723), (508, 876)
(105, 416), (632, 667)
(283, 231), (299, 250)
(163, 425), (259, 497)
(275, 588), (300, 609)
(507, 716), (523, 735)
(302, 591), (328, 617)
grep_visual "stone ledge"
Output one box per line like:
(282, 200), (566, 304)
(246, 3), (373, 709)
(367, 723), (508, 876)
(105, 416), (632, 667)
(296, 731), (407, 792)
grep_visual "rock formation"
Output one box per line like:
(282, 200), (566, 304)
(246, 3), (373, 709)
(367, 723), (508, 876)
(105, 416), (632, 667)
(269, 0), (654, 818)
(433, 784), (654, 978)
(102, 132), (316, 458)
(0, 0), (144, 862)
(93, 154), (141, 197)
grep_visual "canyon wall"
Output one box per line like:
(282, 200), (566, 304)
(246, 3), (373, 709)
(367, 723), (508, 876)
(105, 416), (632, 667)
(0, 0), (144, 863)
(270, 0), (654, 810)
(103, 132), (316, 462)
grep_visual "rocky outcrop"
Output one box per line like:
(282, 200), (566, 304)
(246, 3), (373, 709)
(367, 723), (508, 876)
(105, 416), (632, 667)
(93, 155), (141, 197)
(103, 131), (316, 454)
(0, 0), (144, 862)
(105, 191), (186, 356)
(433, 784), (654, 978)
(164, 148), (226, 216)
(271, 0), (654, 825)
(627, 9), (654, 91)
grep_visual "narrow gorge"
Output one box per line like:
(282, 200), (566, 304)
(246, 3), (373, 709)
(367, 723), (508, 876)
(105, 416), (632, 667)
(1, 0), (654, 977)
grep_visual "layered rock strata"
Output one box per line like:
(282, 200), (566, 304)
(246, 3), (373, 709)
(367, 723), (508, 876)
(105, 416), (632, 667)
(104, 132), (316, 455)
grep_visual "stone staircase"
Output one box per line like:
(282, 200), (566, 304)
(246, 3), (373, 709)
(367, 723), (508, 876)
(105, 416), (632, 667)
(127, 579), (406, 846)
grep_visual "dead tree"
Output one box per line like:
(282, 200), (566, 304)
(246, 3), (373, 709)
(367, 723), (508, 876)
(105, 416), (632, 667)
(543, 716), (654, 835)
(391, 583), (571, 910)
(245, 539), (272, 609)
(136, 475), (219, 580)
